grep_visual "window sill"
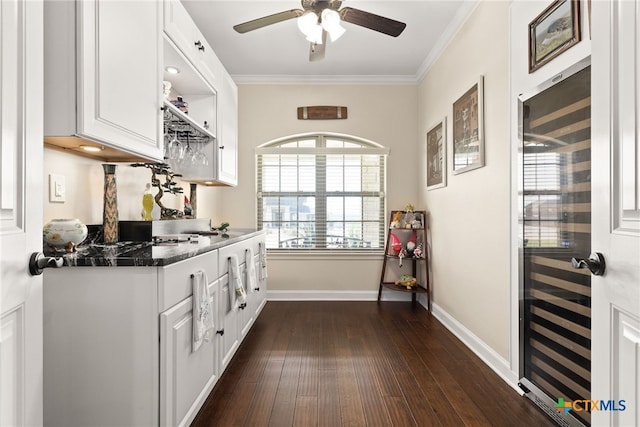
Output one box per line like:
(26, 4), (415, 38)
(267, 250), (384, 261)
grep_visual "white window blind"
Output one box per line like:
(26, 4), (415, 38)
(256, 134), (388, 251)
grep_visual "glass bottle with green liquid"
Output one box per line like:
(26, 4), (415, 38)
(142, 183), (154, 221)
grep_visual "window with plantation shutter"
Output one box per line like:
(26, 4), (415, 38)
(256, 134), (388, 251)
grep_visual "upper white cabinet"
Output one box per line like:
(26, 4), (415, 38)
(43, 0), (164, 162)
(216, 71), (239, 186)
(162, 0), (238, 186)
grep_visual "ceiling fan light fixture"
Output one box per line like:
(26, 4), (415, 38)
(297, 11), (323, 44)
(321, 9), (345, 42)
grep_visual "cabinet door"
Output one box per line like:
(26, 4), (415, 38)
(164, 0), (219, 89)
(218, 274), (240, 372)
(160, 282), (219, 427)
(77, 0), (163, 160)
(238, 264), (254, 338)
(253, 251), (268, 318)
(216, 71), (238, 186)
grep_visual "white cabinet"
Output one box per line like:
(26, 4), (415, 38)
(160, 280), (219, 427)
(43, 233), (267, 427)
(218, 273), (240, 372)
(216, 71), (239, 186)
(162, 0), (238, 186)
(163, 0), (221, 89)
(43, 0), (164, 162)
(217, 234), (267, 371)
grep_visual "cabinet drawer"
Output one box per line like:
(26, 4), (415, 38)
(158, 250), (218, 312)
(218, 238), (259, 276)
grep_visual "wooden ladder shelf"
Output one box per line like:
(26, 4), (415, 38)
(377, 210), (430, 310)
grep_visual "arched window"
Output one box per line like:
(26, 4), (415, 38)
(256, 133), (389, 251)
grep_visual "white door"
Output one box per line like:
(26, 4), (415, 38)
(0, 0), (44, 426)
(591, 1), (640, 426)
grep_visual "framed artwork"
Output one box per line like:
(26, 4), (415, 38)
(452, 76), (484, 174)
(426, 118), (446, 190)
(529, 0), (581, 73)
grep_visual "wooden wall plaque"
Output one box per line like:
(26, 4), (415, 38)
(297, 106), (348, 120)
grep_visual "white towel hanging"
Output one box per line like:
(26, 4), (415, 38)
(259, 242), (268, 281)
(228, 254), (246, 311)
(192, 270), (214, 352)
(245, 248), (258, 292)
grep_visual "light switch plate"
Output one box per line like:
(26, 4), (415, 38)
(49, 173), (65, 203)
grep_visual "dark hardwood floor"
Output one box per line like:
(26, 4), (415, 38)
(192, 301), (555, 427)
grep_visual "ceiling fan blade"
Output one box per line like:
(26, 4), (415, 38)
(309, 30), (327, 62)
(233, 9), (304, 33)
(339, 7), (406, 37)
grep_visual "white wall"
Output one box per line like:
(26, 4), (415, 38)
(418, 0), (511, 359)
(229, 84), (419, 295)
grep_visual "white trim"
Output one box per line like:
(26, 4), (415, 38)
(266, 251), (384, 261)
(255, 147), (390, 155)
(267, 290), (413, 302)
(416, 0), (480, 83)
(417, 296), (522, 395)
(233, 74), (419, 85)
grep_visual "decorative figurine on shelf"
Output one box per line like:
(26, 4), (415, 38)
(406, 231), (417, 256)
(413, 242), (424, 259)
(389, 232), (402, 255)
(390, 211), (402, 229)
(131, 163), (184, 219)
(404, 203), (415, 229)
(395, 274), (417, 290)
(398, 247), (407, 266)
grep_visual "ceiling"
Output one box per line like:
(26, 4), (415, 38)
(181, 0), (477, 83)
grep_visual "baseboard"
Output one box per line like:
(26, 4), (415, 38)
(267, 290), (413, 302)
(418, 296), (521, 394)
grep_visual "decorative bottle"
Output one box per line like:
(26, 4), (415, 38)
(102, 164), (119, 243)
(142, 183), (154, 221)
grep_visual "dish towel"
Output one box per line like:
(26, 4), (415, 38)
(245, 248), (259, 292)
(228, 254), (246, 311)
(192, 270), (214, 352)
(259, 242), (268, 281)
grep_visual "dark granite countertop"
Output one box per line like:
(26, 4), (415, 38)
(43, 229), (263, 267)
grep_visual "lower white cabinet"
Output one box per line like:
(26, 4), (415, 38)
(160, 280), (219, 427)
(218, 273), (240, 372)
(43, 233), (267, 427)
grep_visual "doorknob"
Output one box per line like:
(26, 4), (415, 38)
(571, 252), (606, 276)
(29, 252), (63, 276)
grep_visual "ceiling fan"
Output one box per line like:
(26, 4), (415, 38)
(233, 0), (406, 62)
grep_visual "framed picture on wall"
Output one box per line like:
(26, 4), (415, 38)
(529, 0), (581, 73)
(452, 76), (484, 174)
(426, 118), (446, 190)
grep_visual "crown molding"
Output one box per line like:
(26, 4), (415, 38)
(416, 0), (479, 82)
(232, 73), (419, 85)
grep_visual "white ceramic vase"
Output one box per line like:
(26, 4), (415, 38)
(43, 218), (88, 252)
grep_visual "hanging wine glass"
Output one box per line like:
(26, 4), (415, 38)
(194, 140), (208, 166)
(182, 134), (195, 168)
(167, 130), (183, 169)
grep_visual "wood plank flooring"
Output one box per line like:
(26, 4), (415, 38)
(192, 301), (556, 427)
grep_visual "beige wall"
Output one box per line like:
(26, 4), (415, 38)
(43, 149), (211, 225)
(229, 84), (419, 294)
(417, 1), (510, 359)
